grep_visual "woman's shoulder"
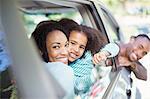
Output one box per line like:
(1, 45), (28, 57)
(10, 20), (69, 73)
(45, 62), (73, 75)
(45, 62), (75, 98)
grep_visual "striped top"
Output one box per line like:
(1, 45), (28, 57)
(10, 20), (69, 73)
(69, 51), (94, 94)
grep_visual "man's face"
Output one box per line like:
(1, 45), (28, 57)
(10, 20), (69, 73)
(126, 37), (150, 62)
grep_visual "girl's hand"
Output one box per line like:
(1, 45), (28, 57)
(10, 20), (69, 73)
(93, 51), (110, 65)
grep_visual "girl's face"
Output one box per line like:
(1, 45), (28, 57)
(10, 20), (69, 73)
(46, 30), (69, 64)
(68, 31), (87, 62)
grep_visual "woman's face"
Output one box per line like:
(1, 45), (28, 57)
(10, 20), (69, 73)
(46, 30), (69, 64)
(68, 31), (87, 62)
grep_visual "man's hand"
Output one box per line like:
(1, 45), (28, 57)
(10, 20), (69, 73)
(117, 57), (137, 70)
(117, 56), (132, 67)
(118, 59), (136, 70)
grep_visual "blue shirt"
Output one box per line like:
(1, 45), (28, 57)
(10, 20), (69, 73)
(0, 31), (11, 72)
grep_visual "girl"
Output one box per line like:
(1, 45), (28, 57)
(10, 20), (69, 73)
(59, 18), (119, 96)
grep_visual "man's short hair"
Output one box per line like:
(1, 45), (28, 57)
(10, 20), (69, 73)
(136, 34), (150, 41)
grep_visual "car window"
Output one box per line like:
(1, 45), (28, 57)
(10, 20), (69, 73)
(101, 11), (118, 42)
(20, 6), (83, 38)
(100, 8), (119, 42)
(20, 0), (117, 95)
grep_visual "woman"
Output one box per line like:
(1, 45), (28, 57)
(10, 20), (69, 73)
(31, 20), (74, 99)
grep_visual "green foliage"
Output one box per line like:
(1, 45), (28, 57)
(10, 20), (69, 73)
(102, 0), (150, 15)
(102, 0), (121, 13)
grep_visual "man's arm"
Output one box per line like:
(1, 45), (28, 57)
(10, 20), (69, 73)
(130, 61), (147, 81)
(116, 56), (147, 81)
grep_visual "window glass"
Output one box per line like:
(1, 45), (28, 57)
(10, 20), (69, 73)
(20, 8), (83, 38)
(100, 8), (118, 42)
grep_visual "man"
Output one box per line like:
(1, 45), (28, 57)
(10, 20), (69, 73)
(93, 34), (150, 80)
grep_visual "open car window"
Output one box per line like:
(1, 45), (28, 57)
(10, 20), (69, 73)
(19, 2), (83, 37)
(17, 0), (118, 98)
(1, 0), (132, 99)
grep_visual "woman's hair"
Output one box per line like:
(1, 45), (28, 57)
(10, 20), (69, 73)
(81, 25), (107, 55)
(31, 20), (68, 62)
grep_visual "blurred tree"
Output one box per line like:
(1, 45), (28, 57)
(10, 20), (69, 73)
(103, 0), (127, 14)
(119, 0), (128, 10)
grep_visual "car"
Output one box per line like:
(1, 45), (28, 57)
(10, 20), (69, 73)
(0, 0), (135, 99)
